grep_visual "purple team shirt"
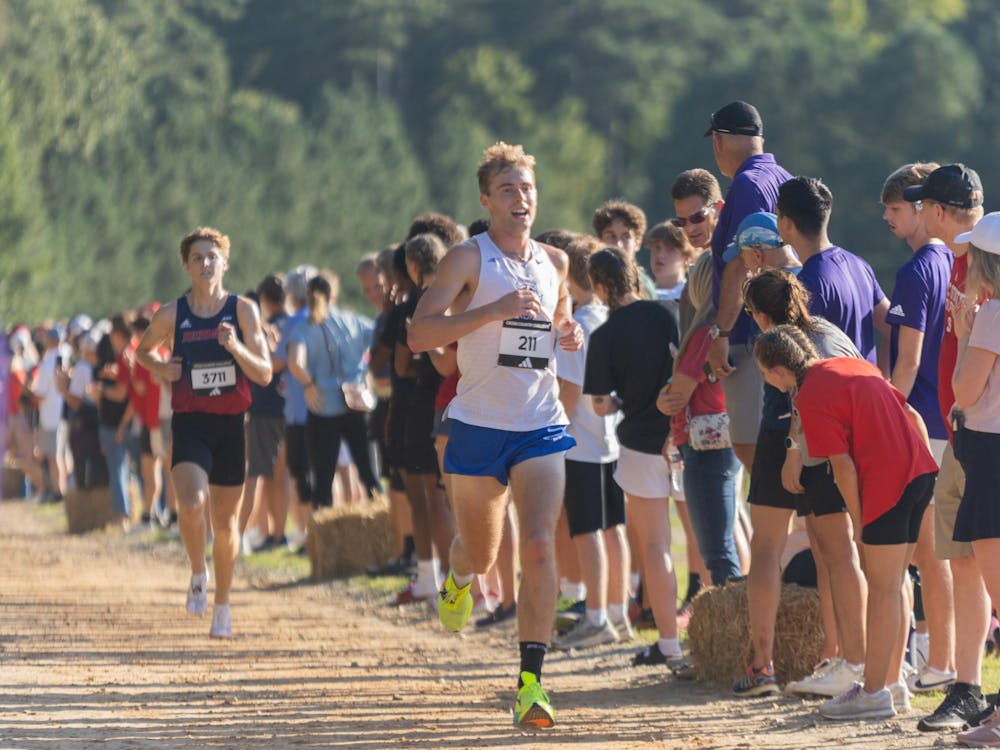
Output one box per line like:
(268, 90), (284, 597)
(711, 153), (793, 345)
(887, 242), (952, 440)
(797, 245), (885, 364)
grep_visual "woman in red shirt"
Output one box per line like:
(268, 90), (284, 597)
(755, 325), (937, 721)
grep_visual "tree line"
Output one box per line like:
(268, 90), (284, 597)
(0, 0), (992, 323)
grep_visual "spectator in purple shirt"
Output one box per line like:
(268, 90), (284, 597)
(881, 162), (957, 698)
(703, 100), (792, 473)
(776, 176), (891, 367)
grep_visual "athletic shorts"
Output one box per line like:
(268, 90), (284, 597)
(247, 413), (285, 479)
(795, 462), (847, 517)
(433, 408), (452, 439)
(861, 472), (936, 546)
(934, 441), (971, 558)
(564, 459), (625, 536)
(171, 411), (246, 487)
(954, 429), (1000, 543)
(36, 423), (66, 458)
(614, 444), (671, 499)
(444, 420), (575, 486)
(720, 343), (763, 445)
(747, 429), (797, 510)
(403, 390), (439, 475)
(386, 400), (407, 473)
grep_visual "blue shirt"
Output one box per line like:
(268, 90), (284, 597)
(797, 245), (885, 364)
(297, 309), (375, 418)
(278, 308), (309, 424)
(711, 153), (793, 346)
(759, 267), (802, 433)
(888, 242), (952, 440)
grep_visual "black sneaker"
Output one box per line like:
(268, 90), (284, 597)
(366, 555), (410, 577)
(633, 644), (667, 667)
(475, 602), (516, 628)
(968, 693), (1000, 728)
(917, 682), (988, 731)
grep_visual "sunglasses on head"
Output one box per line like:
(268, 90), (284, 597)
(671, 207), (714, 228)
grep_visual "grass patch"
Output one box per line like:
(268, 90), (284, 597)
(241, 545), (311, 578)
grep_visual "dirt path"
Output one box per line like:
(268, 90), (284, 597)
(0, 499), (952, 749)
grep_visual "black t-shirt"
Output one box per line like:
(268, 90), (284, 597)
(397, 290), (442, 394)
(584, 300), (679, 454)
(96, 334), (127, 428)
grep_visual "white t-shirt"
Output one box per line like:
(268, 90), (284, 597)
(656, 281), (686, 301)
(68, 360), (93, 400)
(34, 347), (67, 431)
(555, 302), (620, 463)
(965, 298), (1000, 433)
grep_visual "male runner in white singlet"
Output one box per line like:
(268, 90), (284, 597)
(408, 142), (582, 728)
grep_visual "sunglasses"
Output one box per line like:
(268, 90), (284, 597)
(671, 207), (715, 228)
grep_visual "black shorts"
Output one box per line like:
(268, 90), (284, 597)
(954, 428), (1000, 542)
(402, 389), (439, 475)
(564, 459), (626, 536)
(795, 462), (847, 517)
(386, 400), (407, 473)
(747, 429), (797, 510)
(172, 411), (246, 486)
(140, 425), (154, 456)
(861, 472), (936, 546)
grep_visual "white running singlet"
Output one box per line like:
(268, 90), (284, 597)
(446, 232), (567, 432)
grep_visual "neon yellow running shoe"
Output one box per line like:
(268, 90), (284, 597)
(513, 671), (555, 728)
(437, 570), (473, 632)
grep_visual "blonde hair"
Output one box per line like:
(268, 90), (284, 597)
(968, 244), (1000, 299)
(881, 162), (939, 204)
(477, 141), (535, 195)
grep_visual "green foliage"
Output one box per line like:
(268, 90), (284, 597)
(0, 0), (995, 323)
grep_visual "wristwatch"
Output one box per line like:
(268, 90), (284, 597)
(709, 325), (731, 340)
(784, 436), (800, 451)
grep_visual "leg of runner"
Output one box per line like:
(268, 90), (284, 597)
(172, 462), (210, 615)
(209, 484), (243, 606)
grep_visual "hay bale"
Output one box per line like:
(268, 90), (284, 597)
(2, 465), (26, 499)
(307, 498), (395, 580)
(688, 579), (824, 687)
(64, 487), (114, 534)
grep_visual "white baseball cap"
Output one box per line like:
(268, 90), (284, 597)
(956, 211), (1000, 255)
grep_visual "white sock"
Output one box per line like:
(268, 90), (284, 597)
(415, 559), (436, 597)
(191, 571), (208, 586)
(658, 637), (681, 657)
(607, 603), (627, 622)
(629, 573), (641, 595)
(431, 557), (442, 588)
(846, 661), (864, 671)
(452, 570), (475, 588)
(586, 608), (607, 628)
(561, 581), (586, 602)
(863, 687), (884, 697)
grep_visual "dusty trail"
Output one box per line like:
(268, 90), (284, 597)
(0, 500), (944, 749)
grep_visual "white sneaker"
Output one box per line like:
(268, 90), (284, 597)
(552, 619), (618, 651)
(786, 658), (864, 697)
(909, 631), (929, 674)
(819, 684), (895, 720)
(209, 604), (232, 638)
(888, 680), (912, 713)
(912, 666), (957, 693)
(186, 573), (209, 616)
(610, 614), (636, 642)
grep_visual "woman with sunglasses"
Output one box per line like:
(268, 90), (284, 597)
(755, 325), (936, 721)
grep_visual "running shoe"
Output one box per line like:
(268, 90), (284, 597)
(437, 571), (473, 632)
(732, 663), (780, 697)
(552, 619), (618, 651)
(475, 602), (516, 628)
(513, 672), (555, 729)
(889, 680), (912, 713)
(610, 613), (635, 642)
(630, 607), (656, 630)
(186, 573), (208, 616)
(912, 666), (957, 693)
(959, 708), (1000, 746)
(819, 684), (895, 720)
(918, 682), (988, 731)
(366, 555), (414, 577)
(392, 581), (432, 607)
(553, 599), (585, 633)
(209, 604), (232, 638)
(785, 658), (863, 697)
(632, 643), (668, 666)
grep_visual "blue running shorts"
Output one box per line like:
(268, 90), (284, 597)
(444, 420), (576, 486)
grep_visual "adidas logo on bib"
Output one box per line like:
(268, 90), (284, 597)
(518, 357), (533, 368)
(180, 318), (193, 329)
(209, 387), (221, 396)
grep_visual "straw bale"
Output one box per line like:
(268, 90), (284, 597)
(308, 497), (395, 580)
(687, 579), (824, 687)
(64, 487), (114, 534)
(3, 465), (26, 499)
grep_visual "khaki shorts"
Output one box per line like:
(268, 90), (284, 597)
(934, 441), (973, 560)
(720, 343), (763, 446)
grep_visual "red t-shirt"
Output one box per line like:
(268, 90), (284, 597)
(670, 326), (727, 446)
(938, 251), (967, 441)
(128, 359), (161, 430)
(796, 358), (938, 526)
(434, 343), (460, 410)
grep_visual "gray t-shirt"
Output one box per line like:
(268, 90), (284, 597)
(796, 317), (863, 467)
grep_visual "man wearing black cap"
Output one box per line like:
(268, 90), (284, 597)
(703, 101), (791, 473)
(903, 163), (992, 733)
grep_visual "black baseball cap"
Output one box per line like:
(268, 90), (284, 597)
(902, 163), (983, 209)
(704, 101), (763, 137)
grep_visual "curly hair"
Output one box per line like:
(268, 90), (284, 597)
(592, 199), (647, 242)
(588, 247), (640, 311)
(406, 212), (465, 247)
(477, 141), (536, 195)
(180, 226), (230, 263)
(404, 233), (448, 287)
